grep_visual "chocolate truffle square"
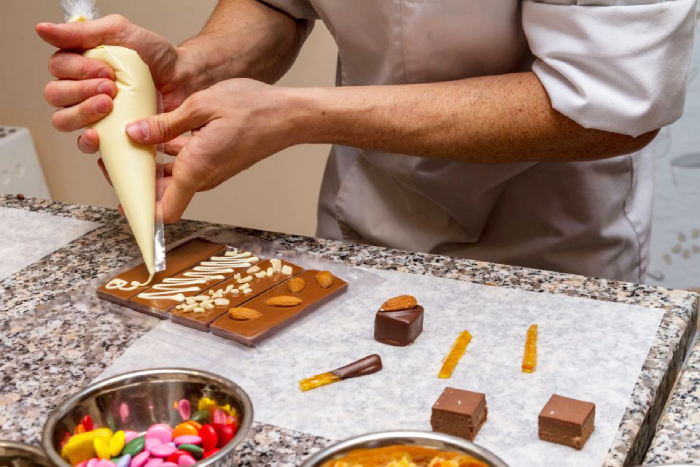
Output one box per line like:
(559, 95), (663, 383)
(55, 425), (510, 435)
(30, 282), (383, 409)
(431, 387), (487, 441)
(538, 394), (595, 450)
(374, 306), (424, 346)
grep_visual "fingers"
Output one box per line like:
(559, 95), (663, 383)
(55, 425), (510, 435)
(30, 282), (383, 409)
(161, 175), (197, 224)
(78, 129), (100, 154)
(45, 78), (117, 107)
(126, 97), (209, 145)
(52, 95), (113, 132)
(48, 50), (115, 80)
(37, 15), (176, 77)
(37, 15), (138, 51)
(163, 136), (191, 156)
(97, 158), (113, 187)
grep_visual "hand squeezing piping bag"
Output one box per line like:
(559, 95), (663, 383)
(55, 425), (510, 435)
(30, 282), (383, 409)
(60, 0), (166, 286)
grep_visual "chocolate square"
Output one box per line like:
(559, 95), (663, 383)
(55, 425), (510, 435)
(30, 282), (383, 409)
(96, 239), (226, 302)
(211, 269), (347, 346)
(170, 259), (304, 330)
(431, 387), (487, 441)
(374, 306), (424, 346)
(538, 394), (595, 450)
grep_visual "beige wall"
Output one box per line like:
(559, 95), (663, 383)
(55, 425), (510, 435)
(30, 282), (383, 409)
(0, 0), (337, 237)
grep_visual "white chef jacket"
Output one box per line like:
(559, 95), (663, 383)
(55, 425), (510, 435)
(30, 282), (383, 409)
(261, 0), (696, 282)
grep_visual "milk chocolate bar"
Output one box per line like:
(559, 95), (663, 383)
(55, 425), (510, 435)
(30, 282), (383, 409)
(129, 249), (263, 316)
(538, 394), (595, 450)
(97, 239), (226, 302)
(431, 387), (487, 441)
(211, 270), (347, 346)
(170, 259), (304, 331)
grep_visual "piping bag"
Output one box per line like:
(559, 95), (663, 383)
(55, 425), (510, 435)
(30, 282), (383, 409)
(60, 0), (166, 286)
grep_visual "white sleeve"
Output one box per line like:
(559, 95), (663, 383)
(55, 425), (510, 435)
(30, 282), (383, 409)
(523, 0), (697, 137)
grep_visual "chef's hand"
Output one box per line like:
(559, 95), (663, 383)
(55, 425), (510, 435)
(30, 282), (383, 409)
(37, 15), (197, 154)
(125, 79), (297, 223)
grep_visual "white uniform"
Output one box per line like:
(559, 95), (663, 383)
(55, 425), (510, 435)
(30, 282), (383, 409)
(262, 0), (697, 282)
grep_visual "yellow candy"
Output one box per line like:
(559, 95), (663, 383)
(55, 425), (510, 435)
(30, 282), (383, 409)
(197, 397), (216, 412)
(61, 428), (113, 466)
(109, 431), (125, 458)
(94, 437), (110, 460)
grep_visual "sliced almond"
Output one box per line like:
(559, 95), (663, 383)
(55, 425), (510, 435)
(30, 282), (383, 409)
(228, 307), (262, 321)
(287, 277), (306, 294)
(265, 295), (302, 307)
(316, 271), (335, 289)
(380, 295), (418, 312)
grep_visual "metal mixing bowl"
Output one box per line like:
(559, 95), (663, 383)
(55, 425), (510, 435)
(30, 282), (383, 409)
(0, 441), (52, 467)
(42, 368), (253, 467)
(301, 431), (508, 467)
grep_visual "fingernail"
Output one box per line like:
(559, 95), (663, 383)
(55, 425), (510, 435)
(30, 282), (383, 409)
(93, 96), (110, 113)
(97, 81), (113, 96)
(98, 68), (112, 79)
(127, 120), (149, 141)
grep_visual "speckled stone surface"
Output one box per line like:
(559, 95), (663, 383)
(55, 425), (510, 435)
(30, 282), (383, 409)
(644, 335), (700, 466)
(0, 194), (697, 467)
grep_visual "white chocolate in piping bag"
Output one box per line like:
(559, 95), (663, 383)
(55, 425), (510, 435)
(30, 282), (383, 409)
(84, 45), (158, 283)
(62, 1), (161, 284)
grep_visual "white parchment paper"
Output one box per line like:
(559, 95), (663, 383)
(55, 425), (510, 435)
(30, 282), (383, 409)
(0, 207), (100, 282)
(97, 268), (663, 467)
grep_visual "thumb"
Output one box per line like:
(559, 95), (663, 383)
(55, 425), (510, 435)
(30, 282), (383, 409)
(126, 101), (208, 145)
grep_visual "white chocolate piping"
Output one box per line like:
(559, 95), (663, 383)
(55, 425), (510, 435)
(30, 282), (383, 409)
(137, 277), (208, 302)
(105, 272), (155, 291)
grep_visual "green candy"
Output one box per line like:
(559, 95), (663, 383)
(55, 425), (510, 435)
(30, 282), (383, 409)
(121, 436), (145, 457)
(190, 409), (210, 424)
(178, 444), (204, 459)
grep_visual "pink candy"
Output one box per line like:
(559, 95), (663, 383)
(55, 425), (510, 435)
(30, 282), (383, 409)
(177, 400), (191, 421)
(159, 464), (178, 467)
(124, 431), (141, 444)
(87, 459), (99, 467)
(173, 435), (201, 446)
(212, 408), (226, 425)
(177, 455), (196, 467)
(149, 444), (178, 458)
(97, 461), (116, 467)
(146, 425), (173, 444)
(130, 451), (151, 467)
(76, 462), (89, 467)
(145, 438), (162, 450)
(143, 459), (164, 467)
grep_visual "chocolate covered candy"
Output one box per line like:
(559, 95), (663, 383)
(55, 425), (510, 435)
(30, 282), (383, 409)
(299, 354), (383, 391)
(430, 387), (487, 441)
(538, 394), (595, 450)
(374, 295), (423, 346)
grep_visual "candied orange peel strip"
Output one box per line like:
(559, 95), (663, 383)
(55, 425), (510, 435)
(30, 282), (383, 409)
(522, 324), (538, 373)
(299, 372), (341, 392)
(438, 330), (472, 379)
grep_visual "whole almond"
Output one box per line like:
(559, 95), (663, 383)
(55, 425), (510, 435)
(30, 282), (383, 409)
(380, 295), (418, 312)
(316, 271), (335, 289)
(228, 307), (262, 321)
(265, 295), (303, 307)
(287, 277), (306, 294)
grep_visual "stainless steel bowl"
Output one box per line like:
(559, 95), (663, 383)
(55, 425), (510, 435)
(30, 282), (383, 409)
(301, 431), (508, 467)
(42, 368), (253, 467)
(0, 440), (52, 467)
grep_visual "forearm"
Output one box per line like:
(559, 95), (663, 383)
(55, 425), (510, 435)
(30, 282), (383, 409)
(288, 72), (657, 163)
(178, 0), (307, 89)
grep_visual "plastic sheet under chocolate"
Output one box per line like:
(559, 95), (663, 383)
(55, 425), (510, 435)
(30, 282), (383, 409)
(93, 257), (663, 467)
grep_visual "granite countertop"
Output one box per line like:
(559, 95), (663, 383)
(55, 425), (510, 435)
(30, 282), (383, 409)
(0, 194), (697, 467)
(644, 334), (700, 466)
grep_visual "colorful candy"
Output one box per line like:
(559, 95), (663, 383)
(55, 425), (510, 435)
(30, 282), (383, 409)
(173, 436), (201, 446)
(149, 444), (177, 458)
(198, 425), (217, 452)
(177, 400), (191, 421)
(110, 431), (126, 458)
(63, 398), (239, 467)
